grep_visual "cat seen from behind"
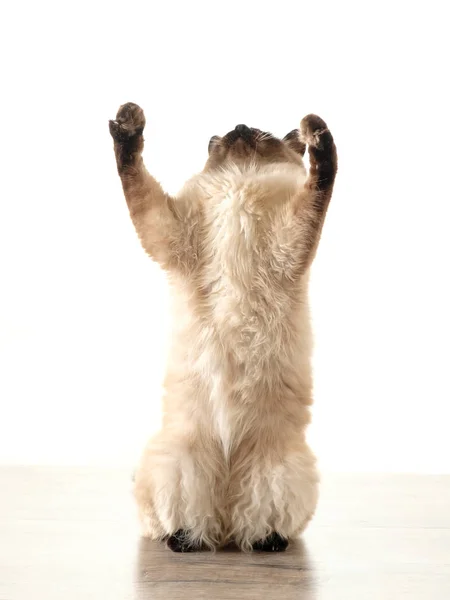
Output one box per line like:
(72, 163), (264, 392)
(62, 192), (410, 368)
(109, 102), (337, 552)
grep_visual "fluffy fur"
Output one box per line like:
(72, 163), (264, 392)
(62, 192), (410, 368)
(109, 105), (337, 552)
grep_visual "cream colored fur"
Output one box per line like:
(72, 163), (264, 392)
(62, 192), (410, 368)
(109, 105), (337, 551)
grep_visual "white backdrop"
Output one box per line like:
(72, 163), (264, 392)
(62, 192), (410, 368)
(1, 1), (449, 472)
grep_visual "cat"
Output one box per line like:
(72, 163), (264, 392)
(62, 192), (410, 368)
(109, 103), (337, 552)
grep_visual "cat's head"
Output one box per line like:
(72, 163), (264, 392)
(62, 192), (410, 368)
(204, 125), (306, 171)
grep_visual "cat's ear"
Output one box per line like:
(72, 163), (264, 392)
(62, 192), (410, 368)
(283, 129), (306, 156)
(208, 135), (221, 154)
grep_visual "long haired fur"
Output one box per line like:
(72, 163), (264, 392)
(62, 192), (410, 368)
(109, 105), (337, 552)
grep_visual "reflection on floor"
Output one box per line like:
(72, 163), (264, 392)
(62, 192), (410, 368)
(1, 468), (449, 599)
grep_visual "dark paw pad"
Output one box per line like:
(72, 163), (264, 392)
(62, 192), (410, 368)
(109, 102), (146, 142)
(166, 530), (206, 553)
(300, 114), (332, 150)
(252, 532), (289, 552)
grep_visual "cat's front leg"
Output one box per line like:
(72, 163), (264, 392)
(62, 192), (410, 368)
(109, 103), (198, 273)
(295, 114), (338, 269)
(300, 113), (337, 209)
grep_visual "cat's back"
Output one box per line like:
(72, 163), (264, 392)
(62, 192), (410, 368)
(173, 163), (311, 372)
(193, 163), (307, 294)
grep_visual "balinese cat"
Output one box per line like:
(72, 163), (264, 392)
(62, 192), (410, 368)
(109, 103), (337, 552)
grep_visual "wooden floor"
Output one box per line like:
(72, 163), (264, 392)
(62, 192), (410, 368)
(1, 468), (450, 600)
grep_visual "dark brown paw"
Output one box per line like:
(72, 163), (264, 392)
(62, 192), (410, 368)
(300, 114), (333, 150)
(166, 530), (207, 553)
(109, 102), (146, 142)
(109, 102), (146, 169)
(252, 532), (289, 552)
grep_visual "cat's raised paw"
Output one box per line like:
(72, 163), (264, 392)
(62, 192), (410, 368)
(300, 114), (331, 150)
(252, 532), (289, 552)
(109, 102), (146, 142)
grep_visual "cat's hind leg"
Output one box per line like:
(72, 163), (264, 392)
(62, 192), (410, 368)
(134, 430), (226, 552)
